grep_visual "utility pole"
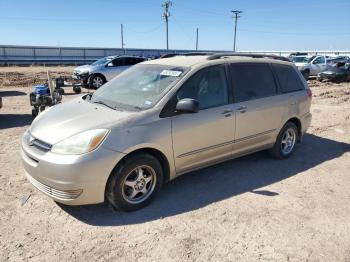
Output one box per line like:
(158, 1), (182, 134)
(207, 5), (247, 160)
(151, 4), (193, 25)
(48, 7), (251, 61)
(162, 1), (172, 50)
(196, 27), (199, 51)
(121, 24), (125, 54)
(231, 10), (242, 52)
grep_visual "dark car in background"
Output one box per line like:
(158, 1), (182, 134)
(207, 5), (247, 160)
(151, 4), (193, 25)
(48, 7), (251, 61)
(318, 62), (350, 83)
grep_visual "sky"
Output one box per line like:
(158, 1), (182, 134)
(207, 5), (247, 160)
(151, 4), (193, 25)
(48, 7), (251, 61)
(0, 0), (349, 51)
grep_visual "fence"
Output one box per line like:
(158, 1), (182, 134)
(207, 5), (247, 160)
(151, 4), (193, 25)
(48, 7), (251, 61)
(0, 45), (349, 65)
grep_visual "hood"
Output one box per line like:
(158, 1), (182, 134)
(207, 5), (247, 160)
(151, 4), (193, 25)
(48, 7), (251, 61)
(295, 62), (309, 67)
(321, 68), (346, 74)
(30, 97), (135, 145)
(74, 64), (90, 73)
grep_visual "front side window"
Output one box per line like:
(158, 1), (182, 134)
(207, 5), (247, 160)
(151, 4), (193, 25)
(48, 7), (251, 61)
(91, 64), (188, 110)
(272, 64), (305, 93)
(91, 57), (113, 66)
(313, 56), (325, 64)
(230, 63), (277, 102)
(177, 65), (228, 110)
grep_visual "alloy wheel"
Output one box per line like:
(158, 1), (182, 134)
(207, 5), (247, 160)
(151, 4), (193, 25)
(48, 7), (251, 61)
(121, 165), (157, 204)
(280, 128), (296, 155)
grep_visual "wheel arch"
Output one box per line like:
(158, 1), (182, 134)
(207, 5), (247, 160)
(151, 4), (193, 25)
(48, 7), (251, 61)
(285, 117), (302, 142)
(105, 147), (171, 195)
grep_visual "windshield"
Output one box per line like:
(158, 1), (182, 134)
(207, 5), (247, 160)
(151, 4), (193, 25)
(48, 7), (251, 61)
(90, 64), (189, 110)
(91, 57), (113, 66)
(292, 56), (309, 63)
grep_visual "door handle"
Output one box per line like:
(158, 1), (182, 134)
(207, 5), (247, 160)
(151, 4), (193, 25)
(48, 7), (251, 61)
(237, 105), (246, 113)
(222, 109), (234, 114)
(222, 109), (233, 117)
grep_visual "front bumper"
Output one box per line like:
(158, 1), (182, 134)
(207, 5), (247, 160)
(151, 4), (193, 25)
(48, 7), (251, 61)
(318, 73), (343, 81)
(21, 137), (125, 205)
(72, 73), (89, 86)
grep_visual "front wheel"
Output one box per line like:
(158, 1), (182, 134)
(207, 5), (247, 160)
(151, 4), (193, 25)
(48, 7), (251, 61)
(89, 74), (105, 89)
(270, 122), (298, 159)
(106, 153), (163, 211)
(302, 70), (310, 80)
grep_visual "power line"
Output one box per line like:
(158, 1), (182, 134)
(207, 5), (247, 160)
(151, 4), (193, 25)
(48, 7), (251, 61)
(162, 1), (172, 50)
(231, 10), (242, 52)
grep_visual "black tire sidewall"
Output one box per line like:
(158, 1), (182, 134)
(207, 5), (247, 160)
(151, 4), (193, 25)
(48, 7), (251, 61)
(106, 153), (163, 211)
(73, 86), (81, 94)
(272, 122), (298, 159)
(303, 70), (310, 80)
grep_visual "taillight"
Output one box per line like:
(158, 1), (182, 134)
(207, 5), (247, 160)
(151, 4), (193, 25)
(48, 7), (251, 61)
(306, 88), (312, 99)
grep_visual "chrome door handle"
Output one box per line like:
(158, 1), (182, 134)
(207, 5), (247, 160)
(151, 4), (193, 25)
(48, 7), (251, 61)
(222, 109), (233, 117)
(237, 106), (246, 113)
(222, 109), (234, 114)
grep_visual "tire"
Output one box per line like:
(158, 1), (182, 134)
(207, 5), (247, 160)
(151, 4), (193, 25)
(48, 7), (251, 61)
(270, 122), (298, 159)
(89, 74), (105, 89)
(31, 108), (38, 118)
(55, 87), (64, 95)
(73, 86), (81, 94)
(302, 70), (310, 80)
(106, 153), (163, 211)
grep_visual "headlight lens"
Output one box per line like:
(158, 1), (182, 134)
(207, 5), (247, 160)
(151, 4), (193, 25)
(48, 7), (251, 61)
(51, 129), (109, 155)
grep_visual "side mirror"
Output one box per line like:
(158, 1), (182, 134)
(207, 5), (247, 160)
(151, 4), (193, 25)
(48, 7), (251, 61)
(175, 98), (199, 114)
(107, 62), (113, 67)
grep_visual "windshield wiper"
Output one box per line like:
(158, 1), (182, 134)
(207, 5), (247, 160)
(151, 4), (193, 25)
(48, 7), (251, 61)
(92, 100), (116, 110)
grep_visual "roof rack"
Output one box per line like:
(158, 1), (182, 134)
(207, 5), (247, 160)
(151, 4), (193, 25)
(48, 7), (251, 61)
(207, 53), (290, 62)
(182, 52), (215, 56)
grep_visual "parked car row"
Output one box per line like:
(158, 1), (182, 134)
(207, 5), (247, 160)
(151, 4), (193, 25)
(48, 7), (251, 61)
(291, 54), (350, 82)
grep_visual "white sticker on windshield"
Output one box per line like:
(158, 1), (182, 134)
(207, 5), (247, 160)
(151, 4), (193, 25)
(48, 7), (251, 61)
(160, 70), (182, 77)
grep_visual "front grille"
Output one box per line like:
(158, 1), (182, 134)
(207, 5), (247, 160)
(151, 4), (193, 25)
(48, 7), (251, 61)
(27, 175), (83, 200)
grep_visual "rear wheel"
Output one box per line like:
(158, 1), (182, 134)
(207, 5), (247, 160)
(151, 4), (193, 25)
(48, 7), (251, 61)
(106, 153), (163, 211)
(270, 122), (298, 159)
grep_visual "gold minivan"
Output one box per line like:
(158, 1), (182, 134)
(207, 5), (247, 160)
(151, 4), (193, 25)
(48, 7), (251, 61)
(21, 54), (312, 211)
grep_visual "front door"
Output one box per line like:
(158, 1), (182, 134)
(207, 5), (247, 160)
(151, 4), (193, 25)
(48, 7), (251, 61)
(171, 65), (235, 174)
(310, 56), (327, 75)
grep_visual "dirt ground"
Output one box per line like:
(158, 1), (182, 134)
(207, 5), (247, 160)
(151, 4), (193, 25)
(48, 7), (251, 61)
(0, 66), (76, 87)
(0, 67), (350, 261)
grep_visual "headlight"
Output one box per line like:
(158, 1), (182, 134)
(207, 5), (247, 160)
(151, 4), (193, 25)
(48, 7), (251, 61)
(51, 129), (109, 155)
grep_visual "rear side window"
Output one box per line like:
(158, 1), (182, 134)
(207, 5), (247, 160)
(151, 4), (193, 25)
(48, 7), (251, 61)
(272, 64), (305, 93)
(112, 58), (124, 67)
(124, 58), (140, 66)
(230, 63), (277, 102)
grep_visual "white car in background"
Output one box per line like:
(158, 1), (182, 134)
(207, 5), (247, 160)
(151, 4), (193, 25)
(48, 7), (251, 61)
(293, 55), (330, 79)
(73, 55), (146, 93)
